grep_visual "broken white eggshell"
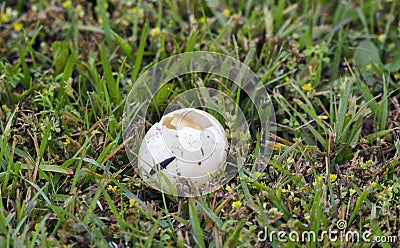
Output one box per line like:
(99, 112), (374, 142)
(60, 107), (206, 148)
(138, 108), (228, 194)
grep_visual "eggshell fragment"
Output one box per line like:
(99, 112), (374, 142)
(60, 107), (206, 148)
(138, 108), (228, 193)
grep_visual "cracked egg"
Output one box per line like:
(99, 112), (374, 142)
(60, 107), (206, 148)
(138, 108), (228, 193)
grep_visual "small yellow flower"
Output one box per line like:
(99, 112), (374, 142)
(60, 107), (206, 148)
(285, 76), (290, 82)
(199, 16), (206, 23)
(365, 64), (372, 70)
(378, 33), (385, 43)
(394, 73), (400, 80)
(225, 184), (232, 192)
(128, 7), (137, 14)
(273, 143), (284, 150)
(63, 138), (71, 145)
(349, 189), (356, 195)
(62, 0), (72, 8)
(232, 200), (242, 209)
(150, 27), (161, 37)
(13, 21), (23, 32)
(302, 83), (313, 91)
(369, 181), (378, 188)
(40, 125), (46, 131)
(103, 1), (109, 10)
(281, 185), (291, 193)
(329, 174), (337, 182)
(222, 9), (231, 17)
(318, 115), (329, 120)
(107, 185), (117, 192)
(0, 13), (9, 23)
(129, 198), (136, 208)
(34, 223), (39, 230)
(98, 17), (103, 24)
(286, 157), (294, 164)
(312, 175), (323, 187)
(76, 5), (84, 18)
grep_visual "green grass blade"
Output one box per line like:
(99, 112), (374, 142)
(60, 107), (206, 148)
(97, 0), (114, 51)
(38, 119), (53, 160)
(101, 41), (122, 102)
(196, 198), (223, 229)
(335, 78), (353, 142)
(0, 107), (17, 167)
(189, 198), (206, 248)
(379, 76), (388, 131)
(223, 220), (245, 248)
(112, 31), (134, 61)
(132, 19), (149, 81)
(348, 188), (371, 226)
